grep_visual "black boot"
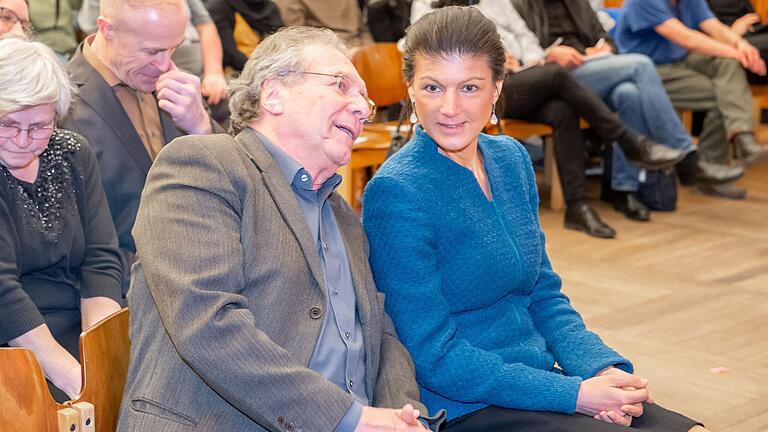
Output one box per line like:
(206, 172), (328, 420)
(732, 132), (768, 164)
(617, 132), (685, 170)
(676, 151), (745, 186)
(612, 191), (650, 222)
(565, 202), (616, 239)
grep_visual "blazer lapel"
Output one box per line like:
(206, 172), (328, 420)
(68, 48), (153, 174)
(234, 129), (327, 294)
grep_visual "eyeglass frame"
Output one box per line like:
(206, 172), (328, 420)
(0, 7), (31, 32)
(290, 71), (377, 123)
(0, 122), (56, 140)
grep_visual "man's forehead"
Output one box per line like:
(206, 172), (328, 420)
(0, 0), (29, 18)
(302, 46), (366, 87)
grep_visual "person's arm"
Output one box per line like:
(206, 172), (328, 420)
(207, 0), (247, 71)
(655, 17), (739, 58)
(75, 138), (123, 330)
(196, 22), (228, 105)
(362, 173), (584, 414)
(700, 16), (743, 46)
(730, 13), (761, 36)
(0, 200), (81, 399)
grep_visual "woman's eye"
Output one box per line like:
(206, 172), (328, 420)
(462, 84), (479, 92)
(424, 84), (440, 93)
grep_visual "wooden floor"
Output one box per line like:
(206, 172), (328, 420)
(539, 161), (768, 432)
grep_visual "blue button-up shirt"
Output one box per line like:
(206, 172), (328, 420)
(260, 133), (368, 431)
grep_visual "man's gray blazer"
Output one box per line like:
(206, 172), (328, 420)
(117, 129), (426, 431)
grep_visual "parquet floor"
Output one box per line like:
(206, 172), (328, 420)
(538, 161), (768, 432)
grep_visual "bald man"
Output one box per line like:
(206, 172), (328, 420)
(0, 0), (28, 36)
(60, 0), (221, 293)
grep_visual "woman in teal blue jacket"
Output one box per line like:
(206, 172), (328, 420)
(362, 6), (704, 432)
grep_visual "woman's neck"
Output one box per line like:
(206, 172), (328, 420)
(8, 159), (40, 184)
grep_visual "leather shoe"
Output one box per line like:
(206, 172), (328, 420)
(618, 134), (685, 170)
(565, 203), (616, 239)
(696, 183), (747, 200)
(732, 133), (768, 164)
(612, 192), (650, 221)
(678, 160), (744, 186)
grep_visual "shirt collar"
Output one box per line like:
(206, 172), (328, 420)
(82, 34), (126, 89)
(256, 129), (342, 194)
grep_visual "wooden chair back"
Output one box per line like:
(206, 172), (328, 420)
(351, 43), (407, 107)
(0, 308), (130, 432)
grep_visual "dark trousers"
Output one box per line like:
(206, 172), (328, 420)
(445, 404), (701, 432)
(501, 64), (627, 204)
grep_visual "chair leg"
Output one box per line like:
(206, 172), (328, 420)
(543, 136), (564, 211)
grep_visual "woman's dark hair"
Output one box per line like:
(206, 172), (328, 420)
(402, 5), (506, 85)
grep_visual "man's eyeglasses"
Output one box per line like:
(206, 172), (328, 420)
(0, 123), (55, 140)
(293, 71), (377, 122)
(0, 7), (31, 32)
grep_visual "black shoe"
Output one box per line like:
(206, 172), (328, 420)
(617, 134), (685, 170)
(677, 159), (745, 186)
(696, 183), (747, 200)
(565, 203), (616, 239)
(732, 132), (768, 164)
(612, 192), (650, 221)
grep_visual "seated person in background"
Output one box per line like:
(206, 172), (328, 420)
(205, 0), (283, 72)
(275, 0), (373, 48)
(78, 0), (229, 108)
(62, 0), (222, 293)
(0, 0), (29, 36)
(617, 0), (768, 199)
(413, 0), (685, 239)
(707, 0), (768, 84)
(363, 6), (710, 432)
(117, 26), (443, 432)
(0, 37), (122, 402)
(513, 0), (743, 216)
(28, 0), (78, 62)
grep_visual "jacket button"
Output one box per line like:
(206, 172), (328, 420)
(309, 306), (323, 319)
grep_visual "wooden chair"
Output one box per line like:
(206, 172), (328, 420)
(351, 43), (408, 133)
(0, 308), (131, 432)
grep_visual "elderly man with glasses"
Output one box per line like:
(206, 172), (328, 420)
(0, 0), (29, 35)
(117, 26), (444, 432)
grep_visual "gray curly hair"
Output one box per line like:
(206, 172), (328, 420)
(228, 26), (349, 135)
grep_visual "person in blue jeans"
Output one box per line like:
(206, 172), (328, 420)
(513, 0), (745, 218)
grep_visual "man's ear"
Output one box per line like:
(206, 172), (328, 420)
(260, 79), (285, 115)
(97, 16), (115, 40)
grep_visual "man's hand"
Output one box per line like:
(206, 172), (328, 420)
(575, 373), (650, 421)
(545, 46), (584, 68)
(731, 13), (761, 36)
(354, 404), (428, 431)
(735, 39), (767, 75)
(156, 63), (213, 135)
(585, 43), (613, 57)
(202, 73), (228, 106)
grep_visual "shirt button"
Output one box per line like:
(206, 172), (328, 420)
(309, 306), (323, 319)
(333, 289), (339, 295)
(344, 331), (350, 339)
(348, 380), (354, 389)
(301, 174), (309, 182)
(322, 242), (328, 251)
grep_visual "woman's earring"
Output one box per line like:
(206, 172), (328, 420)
(490, 104), (499, 125)
(409, 104), (418, 124)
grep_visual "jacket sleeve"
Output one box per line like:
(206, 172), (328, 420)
(516, 144), (633, 379)
(0, 199), (45, 345)
(133, 137), (355, 431)
(362, 174), (584, 414)
(75, 137), (123, 302)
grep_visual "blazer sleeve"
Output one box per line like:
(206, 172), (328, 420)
(133, 137), (355, 431)
(517, 145), (633, 379)
(363, 174), (584, 414)
(75, 137), (123, 301)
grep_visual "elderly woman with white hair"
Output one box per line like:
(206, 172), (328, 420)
(0, 37), (123, 402)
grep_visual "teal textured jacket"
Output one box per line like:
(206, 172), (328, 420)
(362, 127), (632, 420)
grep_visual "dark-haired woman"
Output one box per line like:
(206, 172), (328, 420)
(0, 37), (123, 402)
(410, 0), (688, 238)
(363, 6), (707, 431)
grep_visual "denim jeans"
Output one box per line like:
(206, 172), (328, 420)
(571, 54), (694, 191)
